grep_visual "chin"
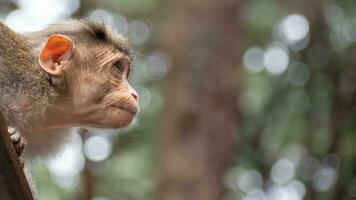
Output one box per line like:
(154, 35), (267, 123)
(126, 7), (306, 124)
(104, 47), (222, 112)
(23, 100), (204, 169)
(80, 106), (138, 130)
(85, 116), (138, 135)
(103, 112), (137, 128)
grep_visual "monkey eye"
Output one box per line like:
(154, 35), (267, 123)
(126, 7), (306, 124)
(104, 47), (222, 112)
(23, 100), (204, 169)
(114, 60), (124, 73)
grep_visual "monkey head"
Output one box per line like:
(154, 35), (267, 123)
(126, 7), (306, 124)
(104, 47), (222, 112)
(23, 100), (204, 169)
(38, 33), (139, 129)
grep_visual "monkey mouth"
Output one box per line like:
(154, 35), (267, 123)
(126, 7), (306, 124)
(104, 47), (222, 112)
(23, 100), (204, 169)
(110, 104), (138, 115)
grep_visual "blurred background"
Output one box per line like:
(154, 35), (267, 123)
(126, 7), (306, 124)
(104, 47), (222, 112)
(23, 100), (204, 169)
(1, 0), (356, 200)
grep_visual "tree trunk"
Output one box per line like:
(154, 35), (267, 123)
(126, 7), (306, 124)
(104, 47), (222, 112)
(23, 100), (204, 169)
(158, 0), (240, 200)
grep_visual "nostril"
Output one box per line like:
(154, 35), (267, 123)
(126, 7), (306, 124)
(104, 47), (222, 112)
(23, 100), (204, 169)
(131, 93), (138, 100)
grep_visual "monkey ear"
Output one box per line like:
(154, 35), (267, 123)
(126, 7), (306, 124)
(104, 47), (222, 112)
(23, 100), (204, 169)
(39, 34), (73, 76)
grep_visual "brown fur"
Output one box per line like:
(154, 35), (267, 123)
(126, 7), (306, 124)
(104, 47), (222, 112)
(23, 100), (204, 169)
(0, 19), (137, 159)
(0, 21), (51, 130)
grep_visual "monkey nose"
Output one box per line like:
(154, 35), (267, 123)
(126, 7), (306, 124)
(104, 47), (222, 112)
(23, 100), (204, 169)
(131, 92), (139, 100)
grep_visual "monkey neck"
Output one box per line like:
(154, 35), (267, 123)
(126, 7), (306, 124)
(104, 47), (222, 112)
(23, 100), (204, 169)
(37, 102), (79, 130)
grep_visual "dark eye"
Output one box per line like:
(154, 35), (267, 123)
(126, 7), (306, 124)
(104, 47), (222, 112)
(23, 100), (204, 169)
(114, 60), (124, 73)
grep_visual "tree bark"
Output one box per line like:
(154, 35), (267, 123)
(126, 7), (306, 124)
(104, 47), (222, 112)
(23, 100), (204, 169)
(0, 113), (34, 200)
(158, 0), (239, 200)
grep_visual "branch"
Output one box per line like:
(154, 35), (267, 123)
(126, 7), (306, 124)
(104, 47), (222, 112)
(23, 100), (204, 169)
(0, 113), (34, 200)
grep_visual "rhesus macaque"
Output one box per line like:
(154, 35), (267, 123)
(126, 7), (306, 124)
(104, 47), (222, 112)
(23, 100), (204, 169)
(0, 19), (139, 159)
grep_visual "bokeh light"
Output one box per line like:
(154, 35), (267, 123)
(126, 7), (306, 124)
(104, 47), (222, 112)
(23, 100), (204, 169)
(312, 166), (337, 192)
(238, 170), (264, 194)
(145, 51), (172, 80)
(89, 9), (115, 27)
(324, 4), (344, 27)
(286, 62), (310, 87)
(128, 20), (150, 46)
(271, 159), (295, 184)
(267, 183), (304, 200)
(5, 0), (80, 31)
(47, 131), (85, 189)
(279, 14), (310, 46)
(243, 47), (265, 73)
(300, 156), (321, 181)
(83, 135), (112, 162)
(243, 189), (267, 200)
(264, 43), (289, 75)
(89, 9), (129, 36)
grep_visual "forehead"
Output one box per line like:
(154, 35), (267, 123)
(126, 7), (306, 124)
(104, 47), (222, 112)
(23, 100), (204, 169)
(91, 45), (130, 63)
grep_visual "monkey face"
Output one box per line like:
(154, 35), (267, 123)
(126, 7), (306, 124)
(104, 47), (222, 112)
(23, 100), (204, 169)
(38, 34), (139, 129)
(67, 49), (140, 129)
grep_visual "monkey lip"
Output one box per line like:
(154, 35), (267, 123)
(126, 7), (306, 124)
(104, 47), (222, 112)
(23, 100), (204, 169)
(110, 104), (138, 115)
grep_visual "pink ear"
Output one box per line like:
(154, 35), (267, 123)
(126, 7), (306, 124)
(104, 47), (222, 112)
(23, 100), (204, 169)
(39, 34), (73, 76)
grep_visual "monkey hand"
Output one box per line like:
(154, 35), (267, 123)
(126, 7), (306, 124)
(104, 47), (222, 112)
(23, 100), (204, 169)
(7, 127), (26, 167)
